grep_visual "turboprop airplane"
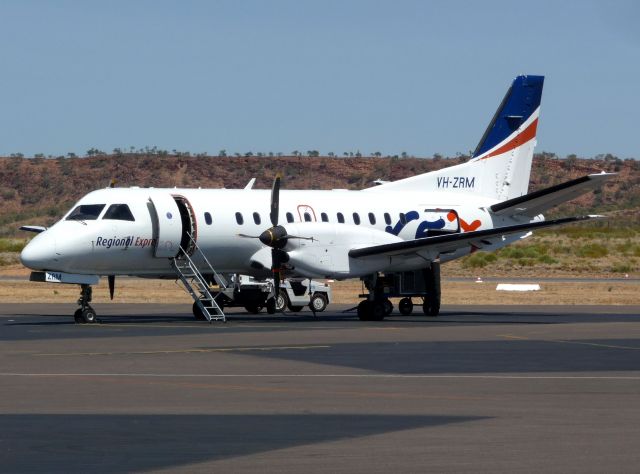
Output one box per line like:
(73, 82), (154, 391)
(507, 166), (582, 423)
(20, 75), (614, 323)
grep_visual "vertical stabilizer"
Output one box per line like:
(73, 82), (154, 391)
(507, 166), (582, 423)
(365, 75), (544, 202)
(469, 75), (544, 200)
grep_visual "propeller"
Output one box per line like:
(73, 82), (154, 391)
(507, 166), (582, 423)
(108, 275), (115, 300)
(266, 175), (286, 293)
(239, 175), (313, 297)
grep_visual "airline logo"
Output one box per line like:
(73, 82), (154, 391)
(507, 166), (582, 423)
(94, 236), (157, 249)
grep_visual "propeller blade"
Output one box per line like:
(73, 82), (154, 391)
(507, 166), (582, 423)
(271, 248), (281, 296)
(237, 233), (261, 238)
(270, 174), (281, 227)
(283, 234), (315, 242)
(108, 275), (115, 300)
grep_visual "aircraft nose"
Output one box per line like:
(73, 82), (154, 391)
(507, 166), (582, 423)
(20, 235), (56, 270)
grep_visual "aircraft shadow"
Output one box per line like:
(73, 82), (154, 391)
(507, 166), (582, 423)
(0, 413), (485, 473)
(221, 339), (640, 375)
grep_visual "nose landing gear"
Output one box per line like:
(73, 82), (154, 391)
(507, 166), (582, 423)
(74, 284), (97, 324)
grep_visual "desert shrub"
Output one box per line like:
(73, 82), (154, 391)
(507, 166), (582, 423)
(462, 252), (497, 268)
(537, 254), (558, 264)
(611, 263), (634, 273)
(0, 238), (27, 252)
(576, 243), (609, 258)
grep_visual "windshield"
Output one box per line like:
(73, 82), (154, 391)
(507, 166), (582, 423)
(66, 204), (105, 221)
(103, 204), (135, 221)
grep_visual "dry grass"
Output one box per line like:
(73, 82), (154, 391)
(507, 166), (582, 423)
(0, 276), (637, 306)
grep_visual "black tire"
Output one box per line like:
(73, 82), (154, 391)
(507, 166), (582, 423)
(288, 305), (304, 312)
(310, 293), (328, 312)
(81, 307), (97, 324)
(399, 298), (413, 316)
(384, 299), (393, 315)
(266, 297), (276, 315)
(275, 290), (289, 312)
(244, 305), (262, 314)
(192, 301), (207, 321)
(357, 300), (372, 321)
(371, 301), (386, 321)
(73, 308), (84, 324)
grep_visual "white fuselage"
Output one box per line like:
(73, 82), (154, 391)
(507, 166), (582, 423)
(20, 186), (528, 279)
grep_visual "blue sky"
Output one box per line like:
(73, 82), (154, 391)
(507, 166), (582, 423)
(0, 0), (638, 158)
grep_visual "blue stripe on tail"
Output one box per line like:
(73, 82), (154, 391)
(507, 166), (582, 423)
(472, 75), (544, 158)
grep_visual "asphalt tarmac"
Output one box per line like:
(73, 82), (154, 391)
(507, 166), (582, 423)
(1, 303), (640, 473)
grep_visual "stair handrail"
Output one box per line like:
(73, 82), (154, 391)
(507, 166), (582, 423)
(172, 252), (226, 320)
(184, 232), (228, 289)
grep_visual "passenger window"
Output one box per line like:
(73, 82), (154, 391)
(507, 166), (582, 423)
(253, 212), (261, 225)
(66, 204), (106, 221)
(368, 212), (376, 225)
(286, 212), (294, 223)
(337, 212), (345, 223)
(304, 212), (312, 222)
(400, 213), (407, 225)
(353, 212), (361, 225)
(321, 212), (328, 222)
(204, 212), (212, 225)
(235, 212), (244, 225)
(384, 213), (391, 225)
(103, 204), (135, 221)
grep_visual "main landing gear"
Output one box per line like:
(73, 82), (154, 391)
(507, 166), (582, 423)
(357, 263), (441, 321)
(74, 284), (97, 324)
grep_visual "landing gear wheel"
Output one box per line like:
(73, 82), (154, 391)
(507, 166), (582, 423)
(310, 293), (328, 312)
(244, 305), (262, 314)
(371, 301), (387, 321)
(266, 297), (276, 315)
(74, 284), (95, 324)
(81, 306), (97, 324)
(357, 300), (386, 321)
(399, 298), (413, 316)
(288, 305), (304, 312)
(384, 299), (393, 316)
(192, 301), (207, 321)
(357, 300), (372, 321)
(275, 290), (289, 312)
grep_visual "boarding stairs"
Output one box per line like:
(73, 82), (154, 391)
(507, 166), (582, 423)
(171, 234), (227, 322)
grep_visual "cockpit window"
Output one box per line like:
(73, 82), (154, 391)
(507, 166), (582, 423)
(103, 204), (135, 221)
(66, 204), (105, 221)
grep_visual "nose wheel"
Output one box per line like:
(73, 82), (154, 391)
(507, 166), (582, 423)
(74, 284), (97, 324)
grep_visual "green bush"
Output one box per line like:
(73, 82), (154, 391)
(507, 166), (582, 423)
(462, 252), (497, 268)
(537, 254), (558, 264)
(611, 263), (634, 273)
(0, 238), (27, 252)
(576, 243), (609, 258)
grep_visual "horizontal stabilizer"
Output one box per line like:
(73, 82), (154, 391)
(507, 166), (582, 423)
(349, 215), (596, 259)
(489, 173), (616, 217)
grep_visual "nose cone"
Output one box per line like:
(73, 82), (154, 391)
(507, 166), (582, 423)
(20, 234), (56, 270)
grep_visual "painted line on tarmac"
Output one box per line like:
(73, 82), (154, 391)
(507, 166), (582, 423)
(32, 344), (331, 357)
(499, 334), (640, 351)
(1, 373), (639, 380)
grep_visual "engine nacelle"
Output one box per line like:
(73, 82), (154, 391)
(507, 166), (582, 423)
(281, 223), (402, 279)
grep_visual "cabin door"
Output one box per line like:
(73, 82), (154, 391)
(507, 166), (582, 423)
(149, 193), (183, 258)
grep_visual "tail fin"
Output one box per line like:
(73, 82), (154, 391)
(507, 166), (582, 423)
(365, 75), (544, 202)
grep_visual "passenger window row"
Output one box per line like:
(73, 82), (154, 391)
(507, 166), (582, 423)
(204, 211), (403, 227)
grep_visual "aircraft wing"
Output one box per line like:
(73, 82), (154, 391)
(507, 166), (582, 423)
(349, 215), (597, 259)
(489, 172), (615, 217)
